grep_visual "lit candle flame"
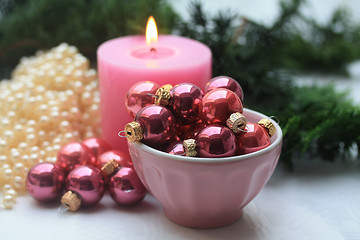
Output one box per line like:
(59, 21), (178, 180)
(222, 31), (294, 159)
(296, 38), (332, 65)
(146, 16), (158, 46)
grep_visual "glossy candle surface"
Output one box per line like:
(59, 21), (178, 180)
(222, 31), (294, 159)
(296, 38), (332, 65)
(97, 35), (212, 152)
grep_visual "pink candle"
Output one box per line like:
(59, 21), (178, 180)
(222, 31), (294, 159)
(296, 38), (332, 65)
(97, 31), (211, 152)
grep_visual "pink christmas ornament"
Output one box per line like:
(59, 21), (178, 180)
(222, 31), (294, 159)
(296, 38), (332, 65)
(83, 137), (112, 160)
(26, 162), (65, 202)
(169, 83), (203, 125)
(205, 76), (244, 102)
(108, 167), (147, 206)
(237, 119), (275, 155)
(166, 140), (185, 155)
(97, 150), (132, 169)
(126, 81), (160, 118)
(196, 124), (237, 158)
(124, 105), (176, 150)
(62, 165), (105, 211)
(56, 142), (95, 174)
(200, 88), (243, 125)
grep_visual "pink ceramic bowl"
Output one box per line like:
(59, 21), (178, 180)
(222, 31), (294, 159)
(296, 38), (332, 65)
(128, 108), (282, 228)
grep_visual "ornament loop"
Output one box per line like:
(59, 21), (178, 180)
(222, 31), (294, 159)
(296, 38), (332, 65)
(269, 116), (280, 124)
(118, 130), (129, 138)
(238, 128), (248, 133)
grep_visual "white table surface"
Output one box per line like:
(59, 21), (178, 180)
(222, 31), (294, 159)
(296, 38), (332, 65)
(1, 160), (359, 240)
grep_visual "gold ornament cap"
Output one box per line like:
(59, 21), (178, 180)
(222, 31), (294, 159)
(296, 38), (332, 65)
(125, 121), (143, 142)
(183, 139), (197, 157)
(61, 191), (81, 212)
(258, 118), (276, 137)
(154, 84), (172, 106)
(226, 112), (247, 133)
(101, 159), (120, 176)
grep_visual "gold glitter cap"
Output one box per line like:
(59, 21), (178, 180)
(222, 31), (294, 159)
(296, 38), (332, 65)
(124, 121), (143, 142)
(154, 84), (172, 106)
(183, 139), (197, 157)
(226, 112), (247, 133)
(258, 118), (276, 137)
(101, 159), (120, 176)
(61, 191), (81, 212)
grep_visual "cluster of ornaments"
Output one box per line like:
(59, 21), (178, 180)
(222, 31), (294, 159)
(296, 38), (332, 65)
(26, 137), (146, 211)
(124, 76), (276, 157)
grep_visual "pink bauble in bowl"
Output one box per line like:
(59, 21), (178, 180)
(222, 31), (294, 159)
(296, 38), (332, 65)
(128, 108), (282, 228)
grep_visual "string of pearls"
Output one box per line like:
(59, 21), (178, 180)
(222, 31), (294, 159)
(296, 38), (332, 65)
(0, 43), (101, 209)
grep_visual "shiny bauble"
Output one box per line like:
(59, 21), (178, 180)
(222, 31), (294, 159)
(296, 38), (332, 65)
(65, 165), (106, 208)
(126, 81), (160, 118)
(56, 142), (96, 174)
(205, 76), (244, 102)
(166, 140), (185, 155)
(26, 162), (65, 202)
(108, 167), (147, 206)
(83, 137), (112, 160)
(169, 83), (203, 125)
(196, 124), (237, 158)
(135, 105), (176, 149)
(200, 88), (243, 125)
(97, 150), (132, 169)
(237, 123), (271, 155)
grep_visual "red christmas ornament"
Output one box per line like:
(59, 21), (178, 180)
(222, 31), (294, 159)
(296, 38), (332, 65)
(123, 105), (176, 149)
(83, 137), (112, 160)
(26, 162), (65, 202)
(237, 119), (276, 155)
(126, 81), (160, 118)
(196, 124), (237, 158)
(200, 88), (243, 125)
(61, 165), (105, 211)
(205, 76), (244, 102)
(97, 150), (132, 169)
(56, 142), (95, 174)
(168, 83), (203, 124)
(108, 167), (147, 206)
(166, 140), (185, 155)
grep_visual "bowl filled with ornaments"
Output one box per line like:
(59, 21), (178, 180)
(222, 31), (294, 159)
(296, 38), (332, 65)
(122, 76), (283, 228)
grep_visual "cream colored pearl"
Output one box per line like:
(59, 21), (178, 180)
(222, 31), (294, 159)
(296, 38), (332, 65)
(5, 189), (17, 200)
(13, 163), (25, 176)
(3, 195), (15, 209)
(30, 146), (40, 153)
(13, 176), (25, 191)
(18, 142), (28, 152)
(0, 155), (7, 165)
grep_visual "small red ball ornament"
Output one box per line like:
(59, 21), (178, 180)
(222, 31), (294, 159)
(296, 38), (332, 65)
(237, 119), (276, 155)
(97, 150), (132, 169)
(108, 167), (147, 206)
(56, 142), (95, 174)
(126, 81), (160, 118)
(166, 140), (185, 155)
(169, 83), (203, 125)
(61, 165), (106, 211)
(122, 105), (176, 149)
(26, 162), (65, 202)
(196, 124), (237, 158)
(200, 88), (243, 125)
(83, 137), (112, 160)
(205, 76), (244, 102)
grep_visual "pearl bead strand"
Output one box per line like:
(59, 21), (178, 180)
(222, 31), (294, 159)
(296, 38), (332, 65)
(0, 43), (101, 210)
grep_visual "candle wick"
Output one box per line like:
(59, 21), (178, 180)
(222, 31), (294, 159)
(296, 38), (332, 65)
(150, 47), (157, 53)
